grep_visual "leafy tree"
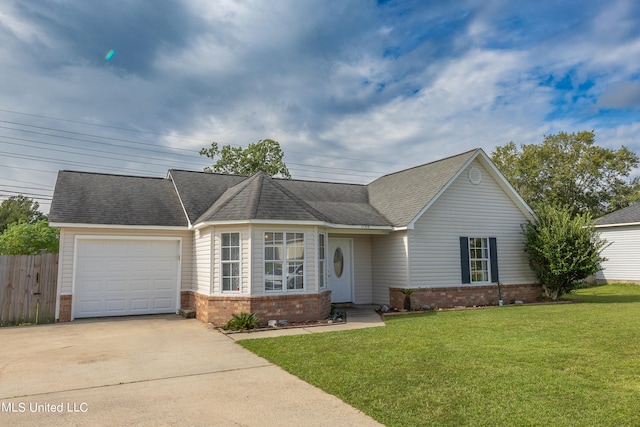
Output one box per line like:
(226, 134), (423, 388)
(199, 139), (291, 178)
(491, 131), (640, 217)
(0, 220), (59, 255)
(521, 204), (608, 300)
(0, 195), (47, 233)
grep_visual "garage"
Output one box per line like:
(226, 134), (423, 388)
(73, 238), (181, 319)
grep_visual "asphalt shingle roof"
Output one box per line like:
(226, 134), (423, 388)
(49, 171), (188, 227)
(367, 149), (478, 227)
(596, 203), (640, 226)
(50, 149), (487, 229)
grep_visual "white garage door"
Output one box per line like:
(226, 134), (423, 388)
(74, 238), (180, 319)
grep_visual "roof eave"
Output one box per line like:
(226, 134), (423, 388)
(193, 219), (393, 233)
(595, 221), (640, 228)
(49, 222), (190, 231)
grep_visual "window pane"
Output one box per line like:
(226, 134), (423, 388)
(230, 233), (240, 246)
(222, 247), (230, 261)
(222, 233), (230, 246)
(230, 247), (239, 260)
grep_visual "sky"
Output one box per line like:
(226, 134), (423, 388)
(1, 0), (640, 214)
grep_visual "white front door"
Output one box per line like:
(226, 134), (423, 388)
(328, 238), (353, 303)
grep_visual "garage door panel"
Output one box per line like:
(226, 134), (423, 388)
(74, 239), (180, 319)
(130, 298), (150, 311)
(153, 297), (173, 310)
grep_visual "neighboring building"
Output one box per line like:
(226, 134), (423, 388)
(594, 203), (640, 283)
(49, 148), (540, 324)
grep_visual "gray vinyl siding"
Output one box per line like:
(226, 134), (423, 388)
(194, 227), (212, 294)
(595, 225), (640, 282)
(371, 231), (408, 304)
(408, 159), (536, 286)
(57, 227), (193, 295)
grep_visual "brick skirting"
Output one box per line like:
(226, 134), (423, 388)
(58, 295), (72, 322)
(183, 290), (332, 326)
(390, 284), (542, 309)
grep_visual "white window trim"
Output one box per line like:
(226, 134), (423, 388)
(469, 237), (491, 284)
(220, 231), (242, 293)
(263, 231), (306, 293)
(318, 232), (327, 289)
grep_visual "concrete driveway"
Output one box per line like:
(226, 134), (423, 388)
(0, 315), (382, 426)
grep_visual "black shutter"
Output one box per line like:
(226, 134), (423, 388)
(460, 237), (470, 284)
(489, 237), (499, 283)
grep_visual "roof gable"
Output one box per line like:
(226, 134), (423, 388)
(195, 172), (331, 223)
(367, 150), (478, 227)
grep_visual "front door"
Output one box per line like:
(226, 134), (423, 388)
(328, 238), (353, 303)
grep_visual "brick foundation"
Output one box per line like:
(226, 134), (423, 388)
(183, 290), (332, 326)
(58, 295), (72, 322)
(390, 284), (542, 309)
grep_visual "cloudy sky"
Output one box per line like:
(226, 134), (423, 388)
(1, 0), (640, 214)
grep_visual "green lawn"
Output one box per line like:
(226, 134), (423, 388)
(239, 284), (640, 426)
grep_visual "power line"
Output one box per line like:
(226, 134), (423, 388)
(0, 112), (404, 166)
(0, 109), (211, 142)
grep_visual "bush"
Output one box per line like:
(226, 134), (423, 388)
(522, 204), (608, 300)
(223, 312), (262, 331)
(0, 220), (59, 255)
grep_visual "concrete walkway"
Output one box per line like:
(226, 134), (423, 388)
(227, 305), (385, 341)
(0, 314), (383, 426)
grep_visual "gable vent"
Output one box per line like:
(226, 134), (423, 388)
(468, 167), (482, 185)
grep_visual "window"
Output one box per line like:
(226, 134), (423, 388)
(221, 233), (240, 292)
(460, 237), (499, 284)
(264, 232), (305, 291)
(318, 233), (326, 288)
(469, 237), (489, 283)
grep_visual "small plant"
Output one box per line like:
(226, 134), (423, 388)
(223, 312), (261, 331)
(400, 289), (414, 311)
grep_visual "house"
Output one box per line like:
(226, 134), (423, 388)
(49, 148), (540, 324)
(594, 203), (640, 283)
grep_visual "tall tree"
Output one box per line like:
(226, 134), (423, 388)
(491, 131), (640, 217)
(199, 139), (291, 178)
(0, 195), (47, 233)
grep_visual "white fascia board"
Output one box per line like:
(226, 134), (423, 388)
(405, 149), (536, 229)
(194, 219), (393, 233)
(167, 170), (193, 229)
(49, 222), (189, 231)
(476, 150), (537, 221)
(406, 150), (481, 230)
(595, 222), (640, 228)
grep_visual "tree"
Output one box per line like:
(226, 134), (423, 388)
(491, 131), (640, 218)
(521, 204), (608, 300)
(0, 220), (59, 255)
(0, 195), (47, 233)
(199, 139), (291, 178)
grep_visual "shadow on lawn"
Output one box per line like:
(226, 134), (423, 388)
(571, 294), (640, 304)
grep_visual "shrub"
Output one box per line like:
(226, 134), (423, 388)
(522, 204), (608, 300)
(223, 312), (261, 331)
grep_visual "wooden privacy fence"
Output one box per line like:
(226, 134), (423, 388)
(0, 253), (58, 325)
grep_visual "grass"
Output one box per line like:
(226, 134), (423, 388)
(239, 284), (640, 426)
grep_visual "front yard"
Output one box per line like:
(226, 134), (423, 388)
(240, 284), (640, 426)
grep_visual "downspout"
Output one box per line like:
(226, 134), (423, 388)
(497, 281), (503, 306)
